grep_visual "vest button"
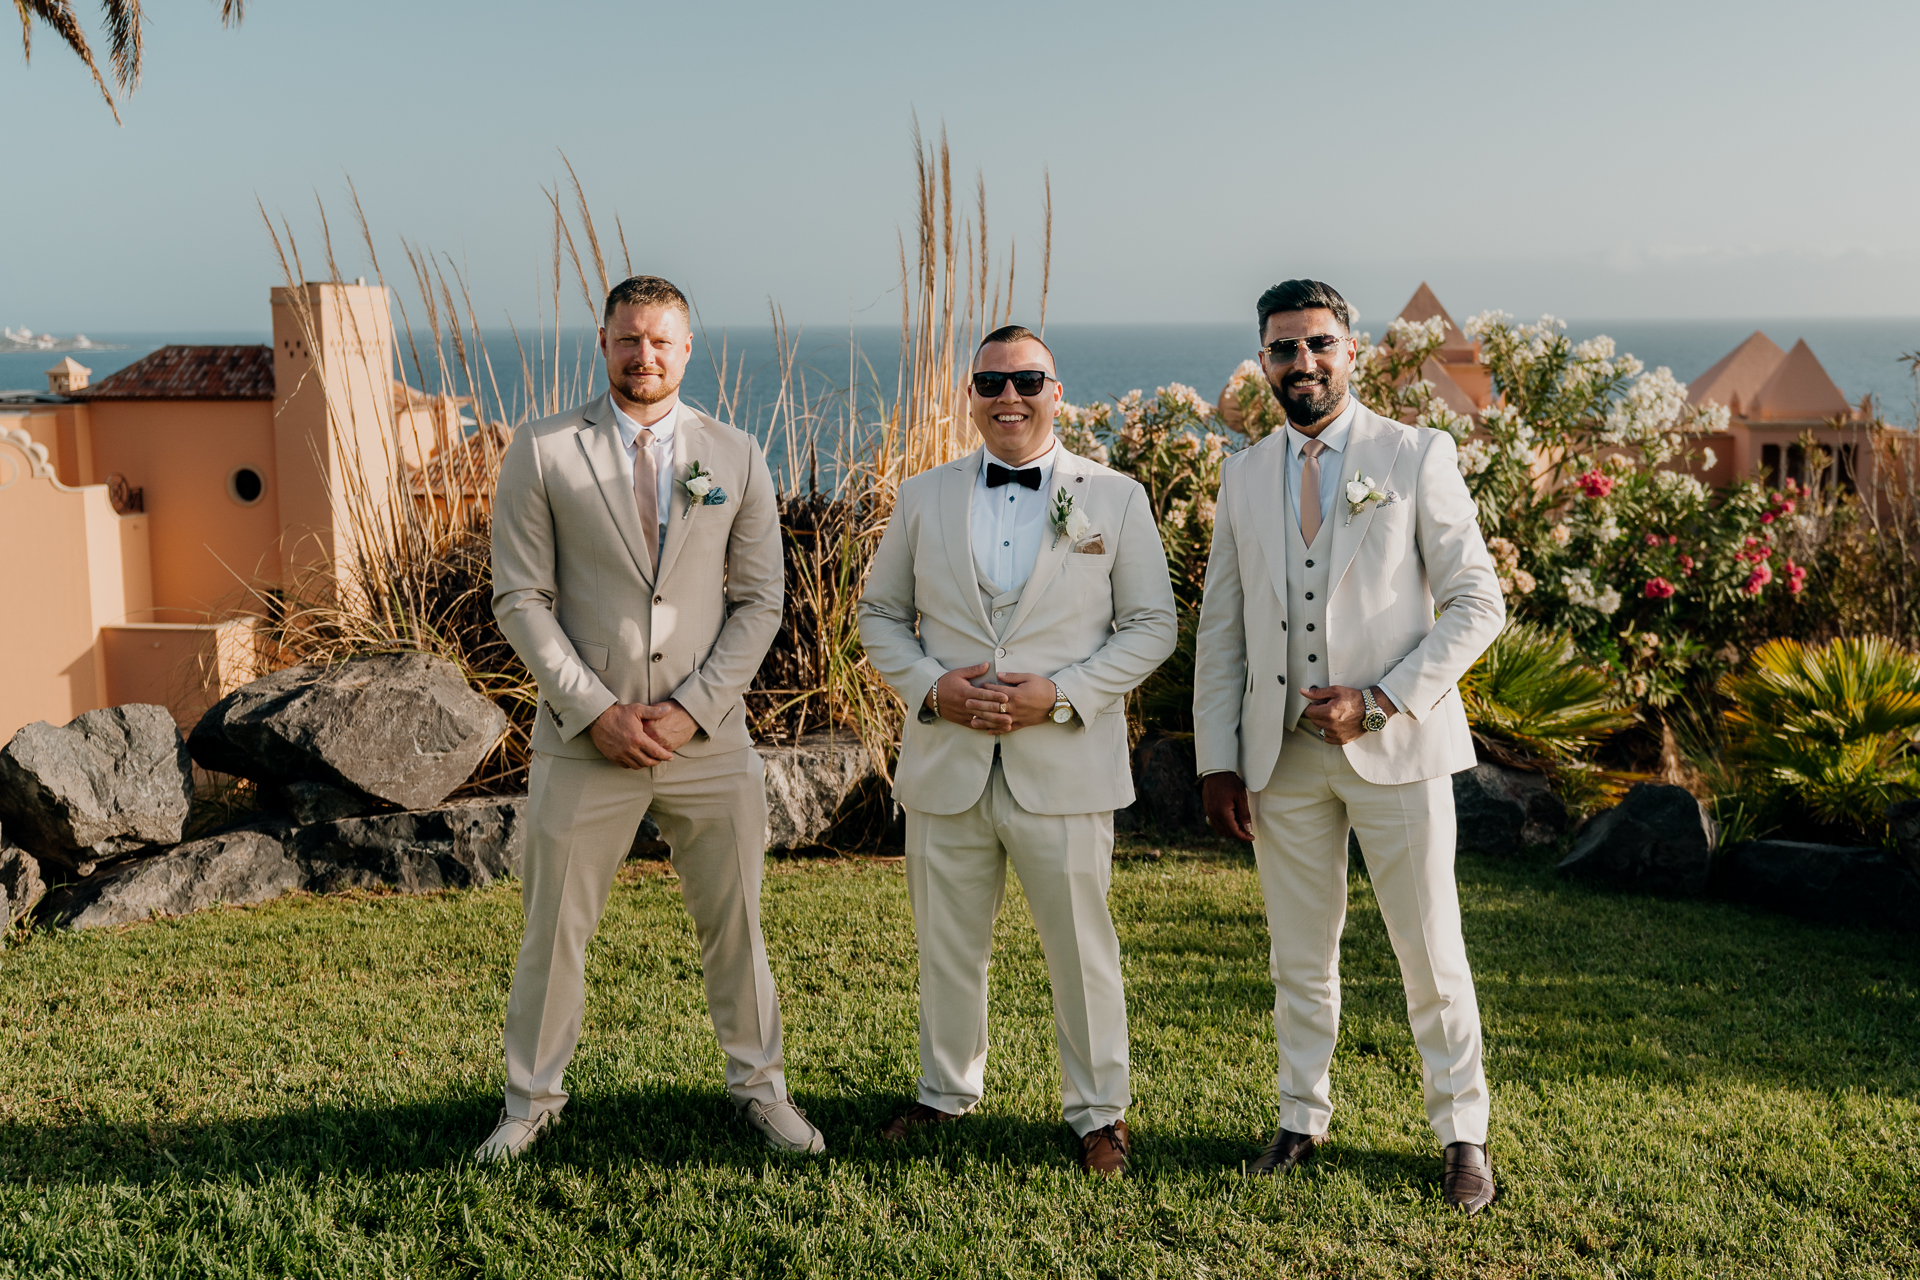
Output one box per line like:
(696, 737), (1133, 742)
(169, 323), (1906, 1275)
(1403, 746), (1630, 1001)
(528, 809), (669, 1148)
(1305, 591), (1315, 600)
(1281, 621), (1288, 631)
(1307, 623), (1315, 631)
(1309, 654), (1318, 662)
(1277, 675), (1286, 685)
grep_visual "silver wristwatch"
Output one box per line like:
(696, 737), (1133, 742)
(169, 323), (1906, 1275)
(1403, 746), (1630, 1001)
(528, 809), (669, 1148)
(1050, 687), (1074, 724)
(1361, 686), (1388, 733)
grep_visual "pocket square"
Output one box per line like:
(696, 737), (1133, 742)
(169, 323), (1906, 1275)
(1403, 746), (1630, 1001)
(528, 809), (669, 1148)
(1071, 534), (1106, 555)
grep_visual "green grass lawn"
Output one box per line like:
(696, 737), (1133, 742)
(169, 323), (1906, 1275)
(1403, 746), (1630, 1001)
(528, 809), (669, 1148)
(0, 837), (1915, 1278)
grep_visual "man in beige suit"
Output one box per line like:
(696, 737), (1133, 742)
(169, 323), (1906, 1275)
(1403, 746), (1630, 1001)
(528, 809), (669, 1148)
(858, 325), (1176, 1177)
(1193, 280), (1505, 1212)
(478, 275), (822, 1161)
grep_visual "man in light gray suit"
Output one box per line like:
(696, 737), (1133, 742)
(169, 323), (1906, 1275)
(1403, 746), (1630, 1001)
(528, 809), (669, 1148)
(1193, 280), (1505, 1212)
(479, 275), (821, 1161)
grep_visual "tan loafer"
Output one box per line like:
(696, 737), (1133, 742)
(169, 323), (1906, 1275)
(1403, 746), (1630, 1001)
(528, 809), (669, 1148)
(474, 1108), (557, 1164)
(742, 1097), (826, 1154)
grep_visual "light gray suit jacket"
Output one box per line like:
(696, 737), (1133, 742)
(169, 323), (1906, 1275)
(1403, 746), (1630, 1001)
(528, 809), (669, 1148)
(1193, 403), (1505, 789)
(492, 393), (783, 760)
(859, 445), (1177, 816)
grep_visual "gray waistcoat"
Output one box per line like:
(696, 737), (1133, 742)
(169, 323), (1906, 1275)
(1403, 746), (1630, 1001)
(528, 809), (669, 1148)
(1283, 464), (1335, 730)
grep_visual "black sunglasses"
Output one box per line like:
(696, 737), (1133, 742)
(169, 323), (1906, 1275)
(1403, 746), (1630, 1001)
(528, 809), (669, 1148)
(972, 370), (1055, 397)
(1261, 334), (1349, 361)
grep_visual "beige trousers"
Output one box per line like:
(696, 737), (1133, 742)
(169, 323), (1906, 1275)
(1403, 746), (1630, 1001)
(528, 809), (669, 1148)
(1251, 728), (1488, 1148)
(904, 758), (1130, 1137)
(501, 747), (785, 1120)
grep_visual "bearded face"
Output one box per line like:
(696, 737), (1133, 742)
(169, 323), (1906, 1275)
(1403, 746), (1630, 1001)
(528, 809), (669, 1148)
(1258, 308), (1355, 430)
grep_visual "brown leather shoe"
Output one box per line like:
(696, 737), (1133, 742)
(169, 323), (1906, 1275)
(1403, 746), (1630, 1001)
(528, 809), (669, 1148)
(1249, 1127), (1325, 1176)
(879, 1102), (959, 1142)
(1443, 1141), (1495, 1215)
(1080, 1120), (1130, 1177)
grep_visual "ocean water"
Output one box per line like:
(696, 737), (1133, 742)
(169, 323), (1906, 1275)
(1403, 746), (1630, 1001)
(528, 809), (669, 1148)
(8, 318), (1919, 429)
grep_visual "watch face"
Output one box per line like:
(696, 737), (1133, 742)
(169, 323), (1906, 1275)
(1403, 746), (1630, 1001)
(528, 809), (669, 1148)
(1363, 709), (1387, 732)
(1052, 706), (1073, 723)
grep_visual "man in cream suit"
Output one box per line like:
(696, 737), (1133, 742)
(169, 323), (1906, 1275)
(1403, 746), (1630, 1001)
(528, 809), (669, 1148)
(1193, 280), (1505, 1213)
(858, 325), (1176, 1177)
(478, 275), (822, 1161)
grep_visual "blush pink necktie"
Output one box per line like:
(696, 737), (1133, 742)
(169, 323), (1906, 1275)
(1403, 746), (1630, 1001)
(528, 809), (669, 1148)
(1299, 437), (1328, 545)
(633, 427), (659, 576)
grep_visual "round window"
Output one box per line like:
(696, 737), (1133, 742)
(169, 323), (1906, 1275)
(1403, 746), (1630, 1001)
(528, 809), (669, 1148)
(228, 467), (266, 506)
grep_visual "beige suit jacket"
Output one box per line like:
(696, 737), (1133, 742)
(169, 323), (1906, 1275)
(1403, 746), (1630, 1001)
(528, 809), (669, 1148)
(859, 445), (1177, 816)
(492, 393), (783, 760)
(1193, 403), (1505, 790)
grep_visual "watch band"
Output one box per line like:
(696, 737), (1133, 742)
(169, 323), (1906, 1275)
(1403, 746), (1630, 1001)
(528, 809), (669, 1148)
(929, 682), (939, 719)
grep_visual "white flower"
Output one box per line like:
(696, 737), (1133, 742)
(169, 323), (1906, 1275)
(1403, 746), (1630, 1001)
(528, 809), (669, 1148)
(1457, 440), (1493, 476)
(1701, 447), (1718, 471)
(1346, 478), (1373, 505)
(1065, 506), (1092, 541)
(1550, 523), (1572, 547)
(1562, 568), (1623, 615)
(1596, 516), (1622, 544)
(686, 475), (713, 499)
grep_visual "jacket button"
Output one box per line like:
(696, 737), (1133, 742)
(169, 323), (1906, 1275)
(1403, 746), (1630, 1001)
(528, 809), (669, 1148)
(1305, 559), (1314, 568)
(1281, 621), (1288, 632)
(995, 647), (1006, 658)
(1305, 591), (1314, 600)
(653, 595), (663, 605)
(651, 653), (663, 663)
(1277, 675), (1286, 685)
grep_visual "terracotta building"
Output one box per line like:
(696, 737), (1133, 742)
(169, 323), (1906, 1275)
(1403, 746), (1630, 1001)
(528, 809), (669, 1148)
(0, 282), (465, 744)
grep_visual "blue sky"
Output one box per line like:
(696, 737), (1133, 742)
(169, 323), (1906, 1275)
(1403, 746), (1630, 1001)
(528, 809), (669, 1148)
(7, 0), (1920, 332)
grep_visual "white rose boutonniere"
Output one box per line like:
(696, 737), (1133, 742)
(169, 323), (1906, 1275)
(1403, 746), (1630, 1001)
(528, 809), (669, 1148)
(682, 462), (726, 518)
(1050, 486), (1091, 549)
(1345, 470), (1388, 524)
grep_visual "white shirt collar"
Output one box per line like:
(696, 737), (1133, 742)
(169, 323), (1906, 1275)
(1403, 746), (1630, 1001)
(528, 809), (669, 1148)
(610, 396), (679, 453)
(978, 438), (1060, 482)
(1284, 395), (1357, 459)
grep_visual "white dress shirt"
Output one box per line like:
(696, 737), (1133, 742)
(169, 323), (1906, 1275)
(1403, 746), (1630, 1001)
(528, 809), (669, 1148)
(970, 440), (1059, 594)
(610, 397), (681, 555)
(1283, 396), (1357, 535)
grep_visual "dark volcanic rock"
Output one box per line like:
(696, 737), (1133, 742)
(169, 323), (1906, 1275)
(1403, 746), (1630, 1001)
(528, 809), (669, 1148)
(261, 779), (382, 826)
(628, 813), (670, 860)
(0, 705), (193, 872)
(1453, 762), (1569, 858)
(1122, 735), (1204, 833)
(1557, 783), (1715, 896)
(1716, 838), (1920, 933)
(0, 841), (45, 925)
(39, 822), (301, 930)
(189, 653), (505, 811)
(294, 796), (525, 894)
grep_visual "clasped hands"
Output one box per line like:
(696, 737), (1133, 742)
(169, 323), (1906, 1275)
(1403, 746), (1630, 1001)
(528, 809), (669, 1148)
(927, 661), (1057, 735)
(589, 699), (698, 769)
(1203, 684), (1397, 843)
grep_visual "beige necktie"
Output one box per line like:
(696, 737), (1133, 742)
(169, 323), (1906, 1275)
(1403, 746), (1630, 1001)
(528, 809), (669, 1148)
(1299, 437), (1328, 545)
(633, 427), (659, 576)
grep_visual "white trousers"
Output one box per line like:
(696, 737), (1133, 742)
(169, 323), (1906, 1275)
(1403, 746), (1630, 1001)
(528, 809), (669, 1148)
(1252, 728), (1488, 1147)
(501, 747), (786, 1119)
(904, 759), (1130, 1136)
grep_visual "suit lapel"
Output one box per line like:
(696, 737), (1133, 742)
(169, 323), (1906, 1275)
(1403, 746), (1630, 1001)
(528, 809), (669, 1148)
(654, 405), (700, 586)
(941, 449), (995, 640)
(1244, 435), (1291, 608)
(1328, 407), (1405, 597)
(1000, 447), (1081, 640)
(576, 392), (657, 587)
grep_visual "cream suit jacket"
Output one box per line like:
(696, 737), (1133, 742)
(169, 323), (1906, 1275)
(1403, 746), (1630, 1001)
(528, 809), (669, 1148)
(859, 445), (1177, 817)
(492, 393), (783, 760)
(1193, 403), (1505, 790)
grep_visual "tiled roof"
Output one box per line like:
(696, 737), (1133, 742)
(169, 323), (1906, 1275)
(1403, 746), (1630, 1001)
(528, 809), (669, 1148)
(72, 345), (274, 400)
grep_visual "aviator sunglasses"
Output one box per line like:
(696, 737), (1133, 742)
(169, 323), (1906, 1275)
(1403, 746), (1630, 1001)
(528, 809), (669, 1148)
(1261, 334), (1349, 361)
(971, 369), (1056, 397)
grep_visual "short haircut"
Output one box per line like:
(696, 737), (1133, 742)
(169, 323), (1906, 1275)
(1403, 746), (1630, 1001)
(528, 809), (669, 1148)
(604, 275), (692, 328)
(1256, 279), (1353, 338)
(975, 324), (1055, 370)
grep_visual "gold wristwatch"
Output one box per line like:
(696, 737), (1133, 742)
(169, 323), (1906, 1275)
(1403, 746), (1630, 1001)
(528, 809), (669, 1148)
(1361, 686), (1388, 733)
(1050, 686), (1074, 724)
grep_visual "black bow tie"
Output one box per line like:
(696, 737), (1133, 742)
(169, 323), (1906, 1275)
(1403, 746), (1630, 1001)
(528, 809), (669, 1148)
(986, 463), (1043, 490)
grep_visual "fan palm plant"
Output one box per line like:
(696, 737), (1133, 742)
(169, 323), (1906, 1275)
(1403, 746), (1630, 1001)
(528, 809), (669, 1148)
(14, 0), (242, 122)
(1720, 636), (1920, 845)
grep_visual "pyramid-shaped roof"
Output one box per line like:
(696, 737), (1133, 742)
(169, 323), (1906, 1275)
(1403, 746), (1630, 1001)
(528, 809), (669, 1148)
(1396, 283), (1476, 360)
(1419, 358), (1480, 417)
(1687, 331), (1785, 412)
(48, 355), (91, 376)
(1746, 339), (1852, 421)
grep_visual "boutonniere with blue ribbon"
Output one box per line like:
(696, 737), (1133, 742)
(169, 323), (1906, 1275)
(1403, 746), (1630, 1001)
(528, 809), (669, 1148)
(683, 462), (727, 518)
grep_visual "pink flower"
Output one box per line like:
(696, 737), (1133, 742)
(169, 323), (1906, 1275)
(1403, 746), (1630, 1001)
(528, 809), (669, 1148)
(1644, 577), (1676, 599)
(1646, 533), (1662, 546)
(1668, 535), (1679, 545)
(1577, 470), (1615, 499)
(1760, 512), (1775, 524)
(1679, 554), (1695, 575)
(1786, 559), (1807, 594)
(1745, 563), (1774, 595)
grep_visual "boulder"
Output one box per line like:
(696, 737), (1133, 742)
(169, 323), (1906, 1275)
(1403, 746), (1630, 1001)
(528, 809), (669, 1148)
(189, 653), (505, 812)
(1557, 783), (1715, 897)
(1889, 799), (1920, 875)
(1452, 762), (1568, 858)
(0, 705), (193, 872)
(0, 841), (45, 926)
(260, 779), (382, 826)
(294, 796), (524, 894)
(38, 822), (301, 930)
(1122, 735), (1204, 833)
(761, 735), (875, 850)
(1716, 839), (1920, 934)
(628, 813), (670, 861)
